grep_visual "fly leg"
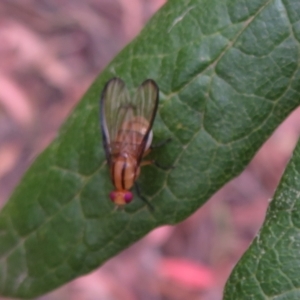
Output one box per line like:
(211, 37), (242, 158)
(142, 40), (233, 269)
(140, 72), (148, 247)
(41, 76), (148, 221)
(153, 161), (174, 170)
(142, 138), (174, 169)
(142, 138), (172, 157)
(113, 205), (122, 212)
(134, 182), (154, 211)
(150, 138), (172, 149)
(141, 159), (174, 171)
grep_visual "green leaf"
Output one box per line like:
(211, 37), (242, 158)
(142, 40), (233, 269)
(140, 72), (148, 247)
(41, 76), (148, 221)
(224, 139), (300, 300)
(1, 0), (300, 297)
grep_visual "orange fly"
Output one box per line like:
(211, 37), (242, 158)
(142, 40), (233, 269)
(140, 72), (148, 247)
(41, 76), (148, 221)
(100, 78), (159, 206)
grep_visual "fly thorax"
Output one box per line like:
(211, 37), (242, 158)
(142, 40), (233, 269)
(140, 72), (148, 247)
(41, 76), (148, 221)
(111, 154), (138, 190)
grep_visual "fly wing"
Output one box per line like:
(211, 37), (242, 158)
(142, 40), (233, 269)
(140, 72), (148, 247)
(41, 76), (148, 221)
(100, 78), (131, 164)
(133, 79), (159, 162)
(100, 78), (159, 164)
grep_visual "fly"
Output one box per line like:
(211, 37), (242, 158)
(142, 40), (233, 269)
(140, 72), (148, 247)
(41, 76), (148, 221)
(100, 78), (159, 207)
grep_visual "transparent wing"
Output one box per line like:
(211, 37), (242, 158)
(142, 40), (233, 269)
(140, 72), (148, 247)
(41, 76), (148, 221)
(100, 78), (159, 164)
(100, 78), (130, 163)
(133, 79), (159, 161)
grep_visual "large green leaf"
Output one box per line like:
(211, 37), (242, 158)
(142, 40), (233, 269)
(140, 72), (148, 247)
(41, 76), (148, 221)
(224, 139), (300, 300)
(1, 0), (300, 298)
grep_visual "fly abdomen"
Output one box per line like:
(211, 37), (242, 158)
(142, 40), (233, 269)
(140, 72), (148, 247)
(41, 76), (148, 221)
(113, 117), (153, 155)
(116, 129), (144, 146)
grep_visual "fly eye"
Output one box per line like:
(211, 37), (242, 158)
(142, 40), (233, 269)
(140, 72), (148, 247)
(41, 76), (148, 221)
(124, 192), (133, 203)
(109, 191), (116, 202)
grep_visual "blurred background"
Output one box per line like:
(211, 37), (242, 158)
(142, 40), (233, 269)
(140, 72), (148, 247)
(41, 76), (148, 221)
(0, 0), (300, 299)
